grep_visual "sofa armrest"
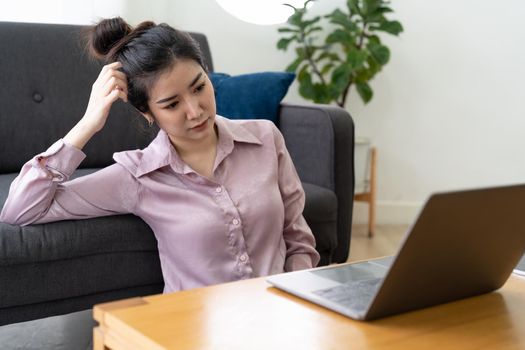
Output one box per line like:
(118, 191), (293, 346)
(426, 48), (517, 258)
(278, 102), (355, 263)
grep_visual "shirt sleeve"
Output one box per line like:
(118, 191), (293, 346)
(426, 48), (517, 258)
(272, 125), (321, 271)
(0, 139), (138, 226)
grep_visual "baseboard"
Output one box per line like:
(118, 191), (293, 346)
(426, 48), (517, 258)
(352, 200), (423, 225)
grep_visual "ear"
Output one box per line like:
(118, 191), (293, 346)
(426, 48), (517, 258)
(140, 111), (155, 125)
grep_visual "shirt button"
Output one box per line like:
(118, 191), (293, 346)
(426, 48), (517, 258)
(215, 186), (223, 193)
(232, 218), (240, 225)
(239, 253), (248, 263)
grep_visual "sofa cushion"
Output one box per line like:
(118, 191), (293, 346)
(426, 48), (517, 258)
(209, 72), (295, 123)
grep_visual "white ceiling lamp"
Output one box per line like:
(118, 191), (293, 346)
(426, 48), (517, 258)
(215, 0), (313, 26)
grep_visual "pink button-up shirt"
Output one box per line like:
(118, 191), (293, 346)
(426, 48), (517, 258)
(1, 116), (320, 292)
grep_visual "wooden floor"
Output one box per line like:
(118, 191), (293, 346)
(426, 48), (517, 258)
(347, 224), (409, 263)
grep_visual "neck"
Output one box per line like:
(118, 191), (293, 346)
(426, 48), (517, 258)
(169, 125), (218, 159)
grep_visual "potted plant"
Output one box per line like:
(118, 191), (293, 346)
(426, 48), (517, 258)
(276, 0), (403, 107)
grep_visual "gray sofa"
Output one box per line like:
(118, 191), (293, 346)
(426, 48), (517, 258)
(0, 21), (355, 325)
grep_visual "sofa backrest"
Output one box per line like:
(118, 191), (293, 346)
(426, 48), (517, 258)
(0, 21), (214, 174)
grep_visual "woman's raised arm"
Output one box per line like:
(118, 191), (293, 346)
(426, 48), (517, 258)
(0, 62), (135, 225)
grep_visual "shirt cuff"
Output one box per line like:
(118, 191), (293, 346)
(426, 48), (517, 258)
(34, 139), (86, 181)
(284, 253), (315, 272)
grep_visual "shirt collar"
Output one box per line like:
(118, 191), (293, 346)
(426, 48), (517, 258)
(134, 129), (172, 177)
(135, 115), (262, 177)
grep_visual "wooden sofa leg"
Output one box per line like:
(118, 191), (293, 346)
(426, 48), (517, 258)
(368, 147), (377, 238)
(354, 147), (377, 238)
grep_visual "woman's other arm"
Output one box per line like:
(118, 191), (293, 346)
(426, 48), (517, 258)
(0, 142), (138, 225)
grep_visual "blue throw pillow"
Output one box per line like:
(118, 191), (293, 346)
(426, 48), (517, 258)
(209, 72), (295, 124)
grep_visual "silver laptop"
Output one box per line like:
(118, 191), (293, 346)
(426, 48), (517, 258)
(267, 184), (525, 321)
(514, 254), (525, 277)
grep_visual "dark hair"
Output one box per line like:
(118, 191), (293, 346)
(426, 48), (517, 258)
(85, 17), (207, 114)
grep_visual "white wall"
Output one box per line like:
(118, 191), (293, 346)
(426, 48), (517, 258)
(349, 0), (525, 223)
(3, 0), (525, 225)
(0, 0), (126, 24)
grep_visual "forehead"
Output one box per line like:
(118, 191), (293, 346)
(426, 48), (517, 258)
(149, 59), (203, 99)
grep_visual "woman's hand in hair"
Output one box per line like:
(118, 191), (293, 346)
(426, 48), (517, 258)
(82, 61), (128, 133)
(63, 62), (128, 150)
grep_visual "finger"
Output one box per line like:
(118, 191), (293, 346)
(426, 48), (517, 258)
(95, 61), (122, 83)
(102, 76), (128, 97)
(99, 69), (128, 93)
(110, 76), (128, 94)
(102, 66), (127, 81)
(113, 73), (128, 94)
(102, 61), (122, 73)
(101, 76), (118, 96)
(113, 70), (127, 83)
(96, 62), (123, 82)
(109, 80), (129, 103)
(105, 88), (121, 104)
(118, 89), (128, 103)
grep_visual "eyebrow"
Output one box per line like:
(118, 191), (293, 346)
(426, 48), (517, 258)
(155, 72), (203, 104)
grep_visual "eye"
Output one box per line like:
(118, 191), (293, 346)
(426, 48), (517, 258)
(164, 101), (179, 110)
(194, 82), (206, 93)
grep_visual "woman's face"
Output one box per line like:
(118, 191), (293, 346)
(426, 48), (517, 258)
(144, 59), (216, 149)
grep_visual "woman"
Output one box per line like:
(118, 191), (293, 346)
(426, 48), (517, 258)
(0, 17), (320, 293)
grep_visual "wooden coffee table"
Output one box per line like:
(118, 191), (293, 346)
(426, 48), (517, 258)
(94, 274), (525, 350)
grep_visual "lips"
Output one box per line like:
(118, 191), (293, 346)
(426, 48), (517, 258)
(190, 118), (208, 130)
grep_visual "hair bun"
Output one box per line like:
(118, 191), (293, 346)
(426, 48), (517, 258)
(133, 21), (156, 33)
(87, 17), (132, 61)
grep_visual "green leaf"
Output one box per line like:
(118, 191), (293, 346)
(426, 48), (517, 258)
(326, 9), (357, 32)
(367, 13), (386, 24)
(295, 46), (306, 56)
(298, 66), (316, 100)
(287, 9), (305, 27)
(278, 27), (299, 33)
(347, 0), (360, 15)
(367, 35), (381, 45)
(355, 56), (381, 81)
(356, 81), (373, 103)
(282, 3), (299, 11)
(277, 36), (297, 51)
(376, 20), (403, 35)
(325, 29), (355, 49)
(305, 26), (323, 36)
(376, 6), (393, 14)
(303, 16), (321, 28)
(327, 83), (343, 101)
(367, 42), (390, 65)
(366, 56), (381, 75)
(321, 63), (334, 75)
(302, 0), (315, 10)
(367, 5), (393, 24)
(354, 60), (380, 83)
(331, 63), (352, 91)
(363, 0), (381, 18)
(346, 49), (367, 69)
(285, 57), (305, 73)
(312, 84), (333, 104)
(315, 51), (341, 63)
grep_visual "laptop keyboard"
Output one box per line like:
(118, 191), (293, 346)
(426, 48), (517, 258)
(312, 278), (383, 312)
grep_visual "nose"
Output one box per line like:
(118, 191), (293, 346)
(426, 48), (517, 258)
(185, 96), (202, 120)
